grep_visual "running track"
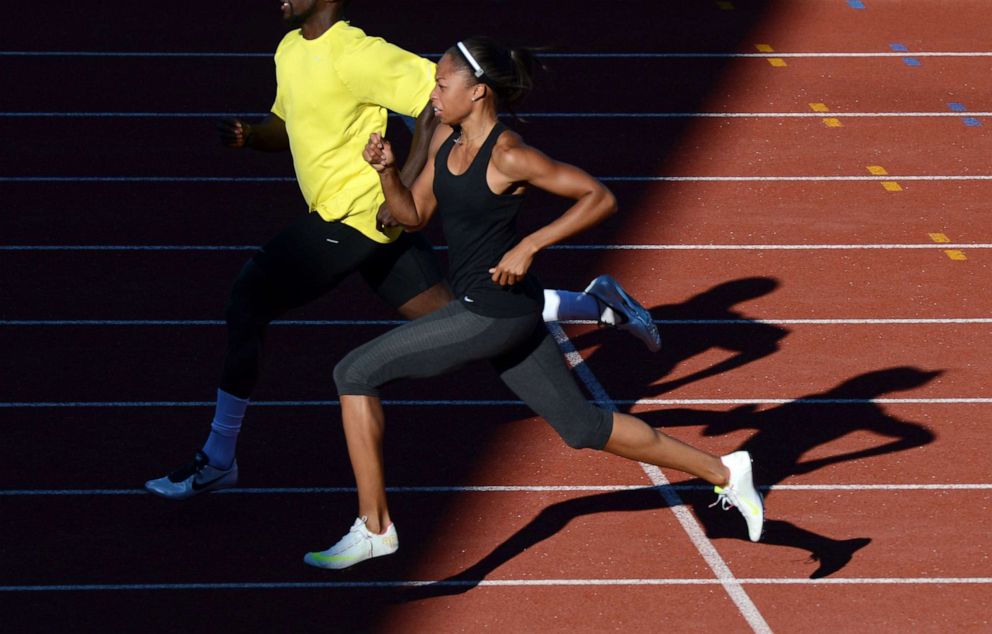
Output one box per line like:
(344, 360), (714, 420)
(1, 1), (990, 632)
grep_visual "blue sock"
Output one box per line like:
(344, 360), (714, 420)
(201, 388), (250, 469)
(542, 290), (618, 325)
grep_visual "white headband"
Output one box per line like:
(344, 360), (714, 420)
(456, 41), (485, 78)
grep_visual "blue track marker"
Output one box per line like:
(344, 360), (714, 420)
(889, 44), (920, 66)
(947, 102), (983, 126)
(848, 0), (866, 9)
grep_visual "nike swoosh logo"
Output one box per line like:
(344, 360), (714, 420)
(463, 296), (475, 303)
(192, 473), (228, 491)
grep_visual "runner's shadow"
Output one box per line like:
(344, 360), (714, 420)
(642, 365), (939, 577)
(571, 277), (787, 407)
(398, 366), (939, 602)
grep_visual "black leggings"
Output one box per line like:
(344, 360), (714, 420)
(220, 213), (443, 397)
(333, 301), (614, 450)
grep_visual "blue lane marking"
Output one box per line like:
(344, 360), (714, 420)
(890, 43), (920, 66)
(947, 102), (983, 126)
(848, 0), (866, 9)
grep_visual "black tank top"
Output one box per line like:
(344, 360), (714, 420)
(433, 122), (544, 317)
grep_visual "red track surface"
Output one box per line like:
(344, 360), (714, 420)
(2, 1), (990, 632)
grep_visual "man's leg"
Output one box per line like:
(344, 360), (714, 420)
(543, 275), (661, 352)
(145, 216), (383, 499)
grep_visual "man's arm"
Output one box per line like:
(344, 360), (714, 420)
(377, 102), (438, 230)
(398, 102), (439, 187)
(217, 114), (290, 152)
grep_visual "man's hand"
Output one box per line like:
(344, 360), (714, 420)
(376, 203), (400, 232)
(217, 118), (253, 149)
(363, 133), (396, 173)
(489, 242), (536, 286)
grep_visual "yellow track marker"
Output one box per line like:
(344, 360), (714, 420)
(928, 233), (966, 260)
(755, 44), (786, 66)
(866, 166), (901, 191)
(809, 103), (841, 126)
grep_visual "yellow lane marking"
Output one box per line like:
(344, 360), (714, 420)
(881, 181), (903, 192)
(945, 250), (968, 261)
(756, 44), (786, 67)
(866, 165), (889, 175)
(929, 233), (950, 243)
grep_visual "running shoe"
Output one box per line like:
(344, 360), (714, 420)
(144, 450), (238, 500)
(304, 517), (399, 570)
(711, 451), (764, 542)
(584, 275), (661, 352)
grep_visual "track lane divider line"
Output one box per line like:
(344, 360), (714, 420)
(546, 322), (771, 633)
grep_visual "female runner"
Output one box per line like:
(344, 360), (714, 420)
(305, 36), (763, 569)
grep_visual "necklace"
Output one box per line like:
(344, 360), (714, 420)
(454, 124), (493, 145)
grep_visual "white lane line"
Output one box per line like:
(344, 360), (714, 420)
(3, 243), (992, 252)
(2, 398), (990, 409)
(547, 322), (771, 633)
(0, 578), (988, 592)
(2, 484), (988, 497)
(3, 318), (991, 327)
(2, 111), (990, 119)
(3, 50), (992, 59)
(8, 577), (992, 593)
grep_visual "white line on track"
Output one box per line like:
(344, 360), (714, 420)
(2, 484), (988, 497)
(2, 318), (990, 326)
(546, 322), (771, 633)
(3, 50), (992, 59)
(2, 243), (991, 252)
(2, 398), (990, 408)
(1, 578), (987, 592)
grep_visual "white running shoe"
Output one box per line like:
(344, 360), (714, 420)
(711, 451), (764, 542)
(144, 450), (238, 500)
(584, 275), (661, 352)
(304, 517), (399, 570)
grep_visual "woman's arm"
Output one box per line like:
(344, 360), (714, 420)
(488, 137), (618, 286)
(364, 125), (451, 230)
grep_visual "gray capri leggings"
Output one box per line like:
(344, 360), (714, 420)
(333, 300), (614, 450)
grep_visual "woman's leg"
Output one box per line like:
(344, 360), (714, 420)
(603, 413), (729, 486)
(496, 329), (763, 540)
(340, 394), (390, 533)
(306, 304), (540, 568)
